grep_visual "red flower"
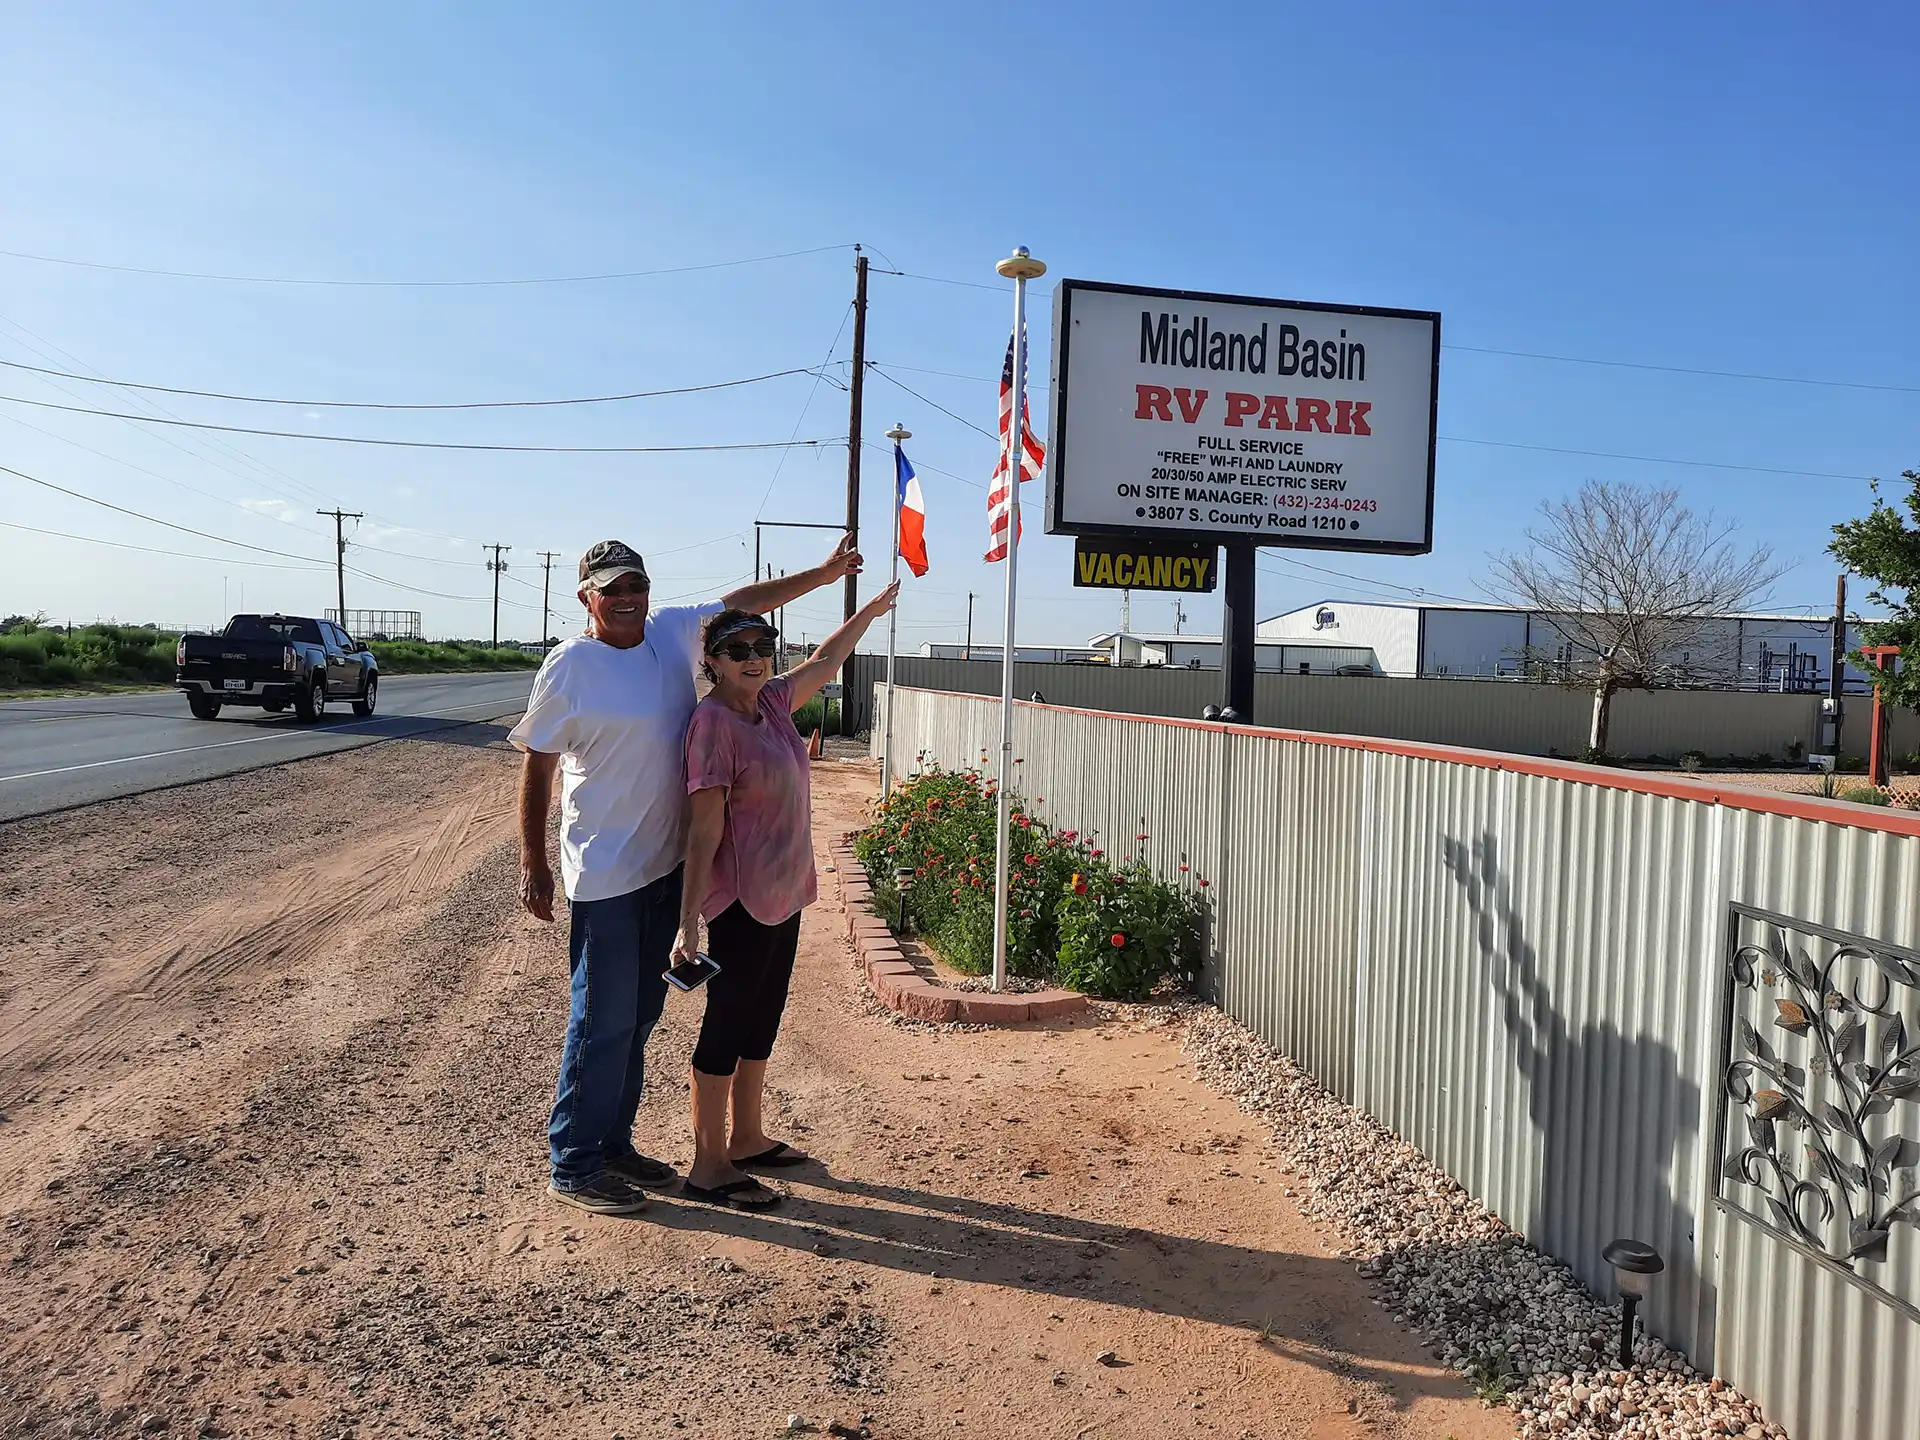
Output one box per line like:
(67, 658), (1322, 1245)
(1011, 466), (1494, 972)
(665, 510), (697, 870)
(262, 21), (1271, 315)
(1135, 833), (1150, 841)
(1020, 907), (1033, 918)
(1071, 874), (1088, 895)
(971, 876), (983, 887)
(1111, 932), (1126, 947)
(1090, 848), (1105, 859)
(1024, 855), (1038, 867)
(1179, 864), (1190, 873)
(1198, 878), (1211, 888)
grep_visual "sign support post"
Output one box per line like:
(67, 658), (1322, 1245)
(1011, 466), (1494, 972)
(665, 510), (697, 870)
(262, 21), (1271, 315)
(1221, 540), (1257, 721)
(990, 245), (1046, 995)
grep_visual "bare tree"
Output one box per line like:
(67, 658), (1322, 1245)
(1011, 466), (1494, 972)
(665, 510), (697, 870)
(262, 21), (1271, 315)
(1489, 481), (1784, 756)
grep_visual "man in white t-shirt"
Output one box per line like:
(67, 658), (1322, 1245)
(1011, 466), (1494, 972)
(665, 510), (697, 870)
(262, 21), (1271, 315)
(511, 536), (860, 1215)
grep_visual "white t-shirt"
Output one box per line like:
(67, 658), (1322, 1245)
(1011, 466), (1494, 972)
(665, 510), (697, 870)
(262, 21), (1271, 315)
(509, 602), (722, 903)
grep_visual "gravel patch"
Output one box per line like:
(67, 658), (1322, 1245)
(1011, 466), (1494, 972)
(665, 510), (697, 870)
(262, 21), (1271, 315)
(1179, 1004), (1789, 1440)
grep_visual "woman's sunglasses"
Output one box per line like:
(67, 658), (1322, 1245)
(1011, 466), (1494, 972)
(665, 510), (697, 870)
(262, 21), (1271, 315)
(714, 637), (778, 662)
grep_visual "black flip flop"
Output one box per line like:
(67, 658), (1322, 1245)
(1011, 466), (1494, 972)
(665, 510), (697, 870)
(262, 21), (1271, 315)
(735, 1141), (811, 1169)
(681, 1177), (782, 1210)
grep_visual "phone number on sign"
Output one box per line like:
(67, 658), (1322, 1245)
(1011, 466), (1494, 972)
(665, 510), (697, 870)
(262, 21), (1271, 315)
(1271, 496), (1380, 513)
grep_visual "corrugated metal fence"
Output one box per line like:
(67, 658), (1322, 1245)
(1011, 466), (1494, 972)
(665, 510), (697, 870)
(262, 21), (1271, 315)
(846, 654), (1920, 761)
(877, 685), (1920, 1440)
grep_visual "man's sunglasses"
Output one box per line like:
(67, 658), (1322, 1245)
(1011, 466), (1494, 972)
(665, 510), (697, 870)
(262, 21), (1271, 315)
(714, 638), (777, 662)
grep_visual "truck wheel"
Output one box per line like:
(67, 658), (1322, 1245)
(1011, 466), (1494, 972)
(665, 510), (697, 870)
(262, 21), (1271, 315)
(352, 674), (378, 717)
(295, 675), (326, 722)
(187, 694), (222, 721)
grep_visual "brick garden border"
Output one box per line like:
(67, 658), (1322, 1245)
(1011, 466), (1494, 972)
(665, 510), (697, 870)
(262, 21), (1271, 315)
(828, 832), (1088, 1026)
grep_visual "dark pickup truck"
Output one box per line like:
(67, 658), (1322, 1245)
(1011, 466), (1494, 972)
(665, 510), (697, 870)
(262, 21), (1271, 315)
(176, 614), (379, 722)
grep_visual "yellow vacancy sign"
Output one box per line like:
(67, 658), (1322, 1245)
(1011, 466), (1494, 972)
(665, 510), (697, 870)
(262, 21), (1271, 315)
(1072, 537), (1218, 592)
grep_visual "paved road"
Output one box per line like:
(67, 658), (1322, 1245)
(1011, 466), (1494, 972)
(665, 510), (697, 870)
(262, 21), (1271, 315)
(0, 672), (536, 822)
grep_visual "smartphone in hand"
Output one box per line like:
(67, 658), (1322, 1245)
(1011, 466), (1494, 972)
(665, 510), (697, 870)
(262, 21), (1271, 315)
(664, 952), (721, 992)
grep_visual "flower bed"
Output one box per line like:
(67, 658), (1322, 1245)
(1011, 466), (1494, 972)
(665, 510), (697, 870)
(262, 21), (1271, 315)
(852, 764), (1205, 1002)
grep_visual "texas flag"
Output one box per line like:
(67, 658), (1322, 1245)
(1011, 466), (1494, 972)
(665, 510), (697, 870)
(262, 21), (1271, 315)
(895, 442), (928, 577)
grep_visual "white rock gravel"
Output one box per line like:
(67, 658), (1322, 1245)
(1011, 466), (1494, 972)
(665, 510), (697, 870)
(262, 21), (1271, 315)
(1177, 1004), (1790, 1440)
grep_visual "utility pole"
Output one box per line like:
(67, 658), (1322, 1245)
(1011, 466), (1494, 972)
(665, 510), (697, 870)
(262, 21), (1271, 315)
(1174, 597), (1188, 635)
(486, 544), (511, 649)
(537, 551), (560, 650)
(1120, 587), (1131, 637)
(843, 247), (869, 623)
(316, 508), (364, 626)
(965, 592), (975, 659)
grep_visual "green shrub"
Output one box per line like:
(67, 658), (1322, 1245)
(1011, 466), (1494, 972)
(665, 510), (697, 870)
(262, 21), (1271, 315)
(855, 765), (1205, 998)
(0, 624), (181, 689)
(1839, 784), (1894, 807)
(363, 640), (541, 675)
(1679, 750), (1707, 773)
(1785, 738), (1806, 764)
(789, 696), (840, 738)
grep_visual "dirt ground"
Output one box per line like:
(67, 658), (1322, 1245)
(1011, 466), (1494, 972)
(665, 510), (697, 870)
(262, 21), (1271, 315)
(0, 718), (1510, 1440)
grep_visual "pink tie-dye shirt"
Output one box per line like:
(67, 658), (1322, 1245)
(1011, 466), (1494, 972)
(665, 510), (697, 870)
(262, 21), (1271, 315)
(684, 676), (819, 925)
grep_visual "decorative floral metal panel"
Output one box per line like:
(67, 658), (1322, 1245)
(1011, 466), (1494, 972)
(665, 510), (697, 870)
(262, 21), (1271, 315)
(1717, 904), (1920, 1316)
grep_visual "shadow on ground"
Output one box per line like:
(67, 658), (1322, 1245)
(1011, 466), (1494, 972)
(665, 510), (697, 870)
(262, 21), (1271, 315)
(635, 1164), (1480, 1414)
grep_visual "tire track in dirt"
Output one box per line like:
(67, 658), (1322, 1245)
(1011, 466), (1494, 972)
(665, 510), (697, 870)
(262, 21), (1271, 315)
(0, 772), (516, 1106)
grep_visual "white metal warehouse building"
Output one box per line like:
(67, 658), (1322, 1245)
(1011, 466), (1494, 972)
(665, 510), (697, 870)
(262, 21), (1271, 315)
(1254, 599), (1868, 690)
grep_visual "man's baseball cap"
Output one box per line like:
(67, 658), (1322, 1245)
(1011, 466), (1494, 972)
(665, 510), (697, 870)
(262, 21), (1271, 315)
(578, 540), (650, 591)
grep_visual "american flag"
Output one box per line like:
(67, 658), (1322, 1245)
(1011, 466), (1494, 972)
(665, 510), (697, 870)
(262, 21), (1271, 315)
(984, 325), (1045, 562)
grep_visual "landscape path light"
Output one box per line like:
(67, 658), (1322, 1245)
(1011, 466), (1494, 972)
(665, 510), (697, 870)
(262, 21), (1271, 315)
(1601, 1237), (1664, 1369)
(894, 865), (914, 935)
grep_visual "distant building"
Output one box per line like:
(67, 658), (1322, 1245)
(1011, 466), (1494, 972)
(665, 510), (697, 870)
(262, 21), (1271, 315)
(1255, 600), (1867, 690)
(1082, 630), (1378, 674)
(919, 642), (1108, 664)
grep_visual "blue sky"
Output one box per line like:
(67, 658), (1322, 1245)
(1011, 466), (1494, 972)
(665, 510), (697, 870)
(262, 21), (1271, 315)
(3, 2), (1915, 645)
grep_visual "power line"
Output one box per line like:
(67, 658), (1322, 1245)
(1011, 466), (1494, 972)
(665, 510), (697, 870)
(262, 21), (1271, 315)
(860, 441), (985, 491)
(867, 365), (997, 441)
(0, 356), (829, 410)
(0, 519), (330, 570)
(855, 360), (1876, 483)
(0, 393), (840, 454)
(0, 242), (854, 288)
(1, 460), (533, 608)
(1255, 553), (1484, 607)
(1, 462), (331, 562)
(0, 314), (351, 516)
(0, 409), (332, 540)
(872, 267), (1018, 296)
(1445, 342), (1920, 396)
(1437, 434), (1869, 482)
(756, 302), (854, 520)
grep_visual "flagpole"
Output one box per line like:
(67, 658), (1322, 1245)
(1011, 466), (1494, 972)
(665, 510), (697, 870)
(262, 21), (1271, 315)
(990, 245), (1046, 994)
(881, 423), (911, 798)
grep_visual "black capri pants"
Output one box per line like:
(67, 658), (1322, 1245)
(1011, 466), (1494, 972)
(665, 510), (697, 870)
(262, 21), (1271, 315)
(692, 902), (803, 1077)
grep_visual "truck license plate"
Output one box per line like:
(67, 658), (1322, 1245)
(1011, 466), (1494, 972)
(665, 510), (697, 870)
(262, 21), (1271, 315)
(223, 679), (247, 691)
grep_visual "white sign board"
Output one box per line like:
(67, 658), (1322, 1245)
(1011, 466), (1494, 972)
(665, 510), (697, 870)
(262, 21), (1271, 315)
(1046, 280), (1439, 554)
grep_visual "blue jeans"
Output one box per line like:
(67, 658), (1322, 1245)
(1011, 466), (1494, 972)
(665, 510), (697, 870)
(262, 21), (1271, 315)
(549, 867), (682, 1189)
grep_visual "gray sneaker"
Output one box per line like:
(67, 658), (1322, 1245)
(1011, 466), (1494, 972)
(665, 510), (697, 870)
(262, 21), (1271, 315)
(547, 1173), (649, 1216)
(606, 1151), (680, 1189)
